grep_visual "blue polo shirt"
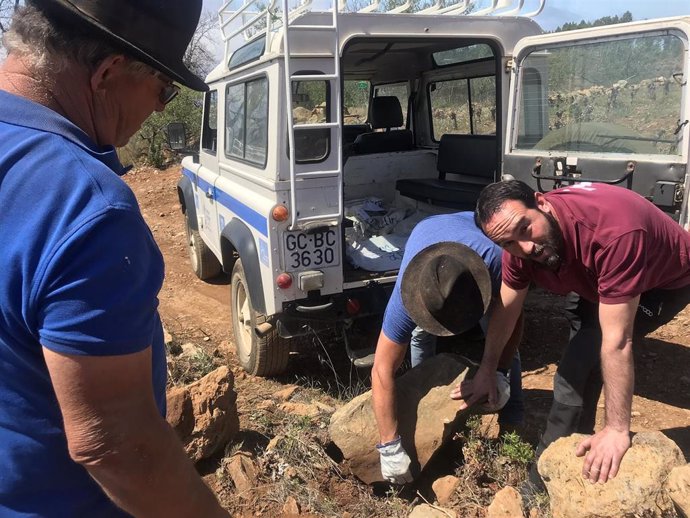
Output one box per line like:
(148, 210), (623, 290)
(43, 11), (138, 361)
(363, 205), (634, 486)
(0, 90), (166, 516)
(382, 212), (502, 343)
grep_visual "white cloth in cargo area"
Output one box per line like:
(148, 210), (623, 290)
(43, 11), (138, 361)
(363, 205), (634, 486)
(344, 197), (429, 272)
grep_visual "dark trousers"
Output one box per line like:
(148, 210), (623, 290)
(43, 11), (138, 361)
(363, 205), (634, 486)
(534, 284), (690, 464)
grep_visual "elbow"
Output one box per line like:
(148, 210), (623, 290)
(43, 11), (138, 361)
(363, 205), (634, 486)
(64, 418), (131, 468)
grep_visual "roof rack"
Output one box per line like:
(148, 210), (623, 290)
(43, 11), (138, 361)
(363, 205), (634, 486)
(217, 0), (546, 66)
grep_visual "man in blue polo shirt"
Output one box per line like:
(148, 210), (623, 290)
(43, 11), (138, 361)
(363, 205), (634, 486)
(371, 212), (524, 484)
(0, 1), (228, 516)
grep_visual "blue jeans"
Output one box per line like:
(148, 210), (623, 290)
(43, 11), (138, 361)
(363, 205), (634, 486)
(410, 325), (524, 425)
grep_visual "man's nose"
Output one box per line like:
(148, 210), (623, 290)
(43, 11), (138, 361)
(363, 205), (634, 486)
(518, 241), (533, 257)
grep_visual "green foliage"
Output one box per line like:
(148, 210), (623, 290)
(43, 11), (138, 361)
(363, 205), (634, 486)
(123, 87), (204, 168)
(499, 431), (534, 465)
(554, 11), (633, 33)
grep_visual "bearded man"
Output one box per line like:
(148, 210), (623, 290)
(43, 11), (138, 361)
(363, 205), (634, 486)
(456, 180), (690, 487)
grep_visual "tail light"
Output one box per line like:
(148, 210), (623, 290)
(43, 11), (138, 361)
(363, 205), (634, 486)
(276, 272), (292, 289)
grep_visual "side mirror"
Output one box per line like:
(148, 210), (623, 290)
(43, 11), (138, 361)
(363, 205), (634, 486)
(166, 122), (187, 152)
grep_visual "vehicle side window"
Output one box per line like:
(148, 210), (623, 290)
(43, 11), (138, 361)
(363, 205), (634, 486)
(516, 33), (686, 155)
(374, 81), (409, 127)
(290, 79), (329, 162)
(343, 80), (370, 125)
(201, 90), (218, 155)
(225, 77), (269, 167)
(428, 75), (496, 140)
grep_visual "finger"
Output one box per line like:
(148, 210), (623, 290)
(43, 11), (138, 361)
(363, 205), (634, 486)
(575, 437), (592, 457)
(597, 457), (612, 484)
(608, 452), (623, 481)
(487, 386), (497, 406)
(450, 385), (467, 400)
(581, 452), (594, 480)
(588, 462), (602, 484)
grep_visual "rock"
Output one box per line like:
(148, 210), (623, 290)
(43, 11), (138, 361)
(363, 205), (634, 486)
(538, 431), (685, 518)
(225, 452), (257, 496)
(166, 366), (240, 462)
(162, 327), (173, 346)
(408, 503), (456, 517)
(279, 402), (320, 417)
(283, 496), (300, 515)
(432, 475), (459, 505)
(487, 486), (524, 518)
(313, 401), (335, 414)
(329, 353), (475, 484)
(666, 464), (690, 517)
(267, 435), (284, 451)
(179, 342), (201, 359)
(273, 385), (299, 401)
(166, 386), (194, 438)
(257, 399), (276, 411)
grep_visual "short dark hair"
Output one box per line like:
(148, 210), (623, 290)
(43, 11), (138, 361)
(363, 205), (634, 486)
(475, 180), (537, 228)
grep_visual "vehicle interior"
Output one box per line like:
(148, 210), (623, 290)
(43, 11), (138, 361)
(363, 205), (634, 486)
(335, 37), (502, 282)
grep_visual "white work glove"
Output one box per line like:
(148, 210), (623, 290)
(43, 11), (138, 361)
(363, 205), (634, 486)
(476, 370), (511, 414)
(377, 436), (413, 484)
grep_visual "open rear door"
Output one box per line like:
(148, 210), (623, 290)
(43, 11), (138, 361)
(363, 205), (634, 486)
(504, 17), (690, 227)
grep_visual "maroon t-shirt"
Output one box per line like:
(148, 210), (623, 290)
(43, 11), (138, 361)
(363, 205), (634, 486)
(502, 183), (690, 304)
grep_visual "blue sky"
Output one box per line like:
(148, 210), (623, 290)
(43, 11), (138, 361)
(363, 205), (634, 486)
(204, 0), (690, 30)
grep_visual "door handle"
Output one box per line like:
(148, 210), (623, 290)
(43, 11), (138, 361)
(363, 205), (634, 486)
(205, 188), (214, 199)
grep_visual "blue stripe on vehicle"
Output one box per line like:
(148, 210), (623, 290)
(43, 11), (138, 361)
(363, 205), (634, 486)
(182, 168), (268, 237)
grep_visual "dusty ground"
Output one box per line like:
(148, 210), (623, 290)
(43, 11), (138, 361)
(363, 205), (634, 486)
(125, 165), (690, 516)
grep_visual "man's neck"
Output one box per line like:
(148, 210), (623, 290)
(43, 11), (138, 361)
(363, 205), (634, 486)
(0, 54), (99, 144)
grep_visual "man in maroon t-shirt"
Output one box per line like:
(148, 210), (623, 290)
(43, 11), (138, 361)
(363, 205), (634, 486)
(453, 180), (690, 486)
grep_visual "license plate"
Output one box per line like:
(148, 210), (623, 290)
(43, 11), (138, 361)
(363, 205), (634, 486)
(284, 229), (339, 271)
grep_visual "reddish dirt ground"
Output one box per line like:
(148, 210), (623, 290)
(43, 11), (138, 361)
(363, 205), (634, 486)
(125, 165), (690, 511)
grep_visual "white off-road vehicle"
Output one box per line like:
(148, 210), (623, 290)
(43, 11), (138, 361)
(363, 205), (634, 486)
(173, 0), (690, 376)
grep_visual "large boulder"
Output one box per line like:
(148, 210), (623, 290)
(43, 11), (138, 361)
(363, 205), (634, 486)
(538, 431), (686, 518)
(166, 366), (240, 462)
(329, 353), (475, 483)
(667, 464), (690, 517)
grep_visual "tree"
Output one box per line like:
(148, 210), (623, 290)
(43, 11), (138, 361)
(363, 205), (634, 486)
(554, 11), (633, 33)
(0, 0), (20, 43)
(124, 11), (218, 168)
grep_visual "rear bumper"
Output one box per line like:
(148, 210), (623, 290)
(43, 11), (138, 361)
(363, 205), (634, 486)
(276, 282), (394, 338)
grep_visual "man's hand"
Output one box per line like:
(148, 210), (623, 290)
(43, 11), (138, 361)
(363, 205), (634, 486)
(575, 426), (631, 483)
(451, 366), (497, 410)
(377, 437), (413, 484)
(476, 371), (510, 414)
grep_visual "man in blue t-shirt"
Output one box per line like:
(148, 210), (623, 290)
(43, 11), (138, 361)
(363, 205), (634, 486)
(0, 1), (228, 517)
(371, 212), (524, 484)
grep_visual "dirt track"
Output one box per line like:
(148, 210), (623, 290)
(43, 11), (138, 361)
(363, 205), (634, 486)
(125, 164), (690, 512)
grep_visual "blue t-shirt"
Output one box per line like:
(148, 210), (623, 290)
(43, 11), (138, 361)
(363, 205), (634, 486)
(0, 90), (166, 517)
(382, 212), (502, 344)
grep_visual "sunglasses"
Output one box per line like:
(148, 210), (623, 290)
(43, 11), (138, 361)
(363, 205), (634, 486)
(152, 70), (180, 105)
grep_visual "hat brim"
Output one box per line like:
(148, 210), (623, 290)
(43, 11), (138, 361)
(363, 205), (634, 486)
(401, 242), (492, 337)
(34, 0), (208, 91)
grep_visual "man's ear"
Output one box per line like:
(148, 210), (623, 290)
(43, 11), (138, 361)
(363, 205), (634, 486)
(534, 191), (552, 213)
(90, 54), (126, 93)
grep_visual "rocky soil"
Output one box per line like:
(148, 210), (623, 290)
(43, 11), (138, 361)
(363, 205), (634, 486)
(125, 165), (690, 517)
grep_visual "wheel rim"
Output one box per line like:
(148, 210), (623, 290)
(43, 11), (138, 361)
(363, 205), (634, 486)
(234, 279), (253, 365)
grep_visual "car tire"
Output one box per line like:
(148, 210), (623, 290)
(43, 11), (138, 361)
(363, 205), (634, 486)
(231, 259), (290, 376)
(185, 211), (222, 280)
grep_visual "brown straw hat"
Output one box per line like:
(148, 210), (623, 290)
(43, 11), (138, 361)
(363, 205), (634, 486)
(401, 242), (492, 336)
